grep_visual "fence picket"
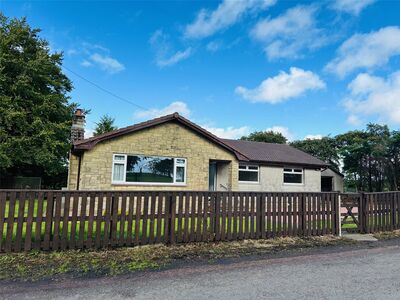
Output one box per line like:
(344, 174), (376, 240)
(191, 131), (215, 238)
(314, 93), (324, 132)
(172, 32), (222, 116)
(6, 189), (400, 253)
(15, 191), (26, 252)
(24, 191), (35, 251)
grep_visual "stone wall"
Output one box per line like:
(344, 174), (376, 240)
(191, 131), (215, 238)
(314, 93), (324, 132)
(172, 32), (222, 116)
(68, 122), (238, 190)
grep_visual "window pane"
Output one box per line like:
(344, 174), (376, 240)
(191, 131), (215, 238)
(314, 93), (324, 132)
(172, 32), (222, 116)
(284, 173), (302, 184)
(239, 170), (258, 182)
(176, 166), (185, 183)
(284, 168), (292, 172)
(239, 165), (246, 170)
(114, 155), (125, 161)
(113, 163), (125, 181)
(176, 159), (186, 165)
(126, 155), (174, 183)
(248, 166), (258, 170)
(294, 169), (303, 173)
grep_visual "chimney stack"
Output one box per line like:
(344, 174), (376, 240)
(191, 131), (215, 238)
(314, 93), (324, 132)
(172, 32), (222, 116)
(71, 109), (85, 143)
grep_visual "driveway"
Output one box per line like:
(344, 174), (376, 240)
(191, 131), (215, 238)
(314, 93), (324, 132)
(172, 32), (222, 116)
(1, 239), (400, 300)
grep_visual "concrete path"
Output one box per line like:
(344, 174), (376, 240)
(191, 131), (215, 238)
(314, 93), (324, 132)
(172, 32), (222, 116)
(342, 233), (378, 242)
(1, 240), (400, 300)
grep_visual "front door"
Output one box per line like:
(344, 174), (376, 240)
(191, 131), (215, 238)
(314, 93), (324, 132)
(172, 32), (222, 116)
(209, 162), (217, 191)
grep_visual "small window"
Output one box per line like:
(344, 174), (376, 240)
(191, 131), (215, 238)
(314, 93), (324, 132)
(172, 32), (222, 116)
(283, 168), (303, 184)
(238, 165), (259, 182)
(112, 154), (186, 185)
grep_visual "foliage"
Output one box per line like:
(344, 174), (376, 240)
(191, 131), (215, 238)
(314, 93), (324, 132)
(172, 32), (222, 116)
(290, 137), (340, 170)
(0, 14), (75, 185)
(291, 124), (400, 192)
(93, 114), (117, 136)
(241, 130), (287, 144)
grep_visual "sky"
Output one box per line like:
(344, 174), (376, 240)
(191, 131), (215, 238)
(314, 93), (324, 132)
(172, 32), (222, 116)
(2, 0), (400, 140)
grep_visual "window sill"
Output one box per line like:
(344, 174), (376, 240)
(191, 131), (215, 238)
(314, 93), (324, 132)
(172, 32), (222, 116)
(112, 182), (187, 187)
(238, 181), (260, 184)
(283, 183), (304, 186)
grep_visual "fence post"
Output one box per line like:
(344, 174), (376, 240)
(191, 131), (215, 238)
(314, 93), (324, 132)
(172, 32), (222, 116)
(168, 193), (176, 245)
(301, 194), (306, 236)
(337, 193), (342, 237)
(359, 192), (366, 234)
(109, 193), (117, 245)
(334, 192), (340, 236)
(391, 192), (396, 230)
(257, 193), (263, 239)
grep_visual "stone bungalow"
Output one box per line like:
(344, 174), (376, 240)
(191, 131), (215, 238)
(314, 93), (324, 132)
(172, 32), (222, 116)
(67, 110), (343, 192)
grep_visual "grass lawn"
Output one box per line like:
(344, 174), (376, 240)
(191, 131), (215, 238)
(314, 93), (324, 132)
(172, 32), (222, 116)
(1, 215), (337, 247)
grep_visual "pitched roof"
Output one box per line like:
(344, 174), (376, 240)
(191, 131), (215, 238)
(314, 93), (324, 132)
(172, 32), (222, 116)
(222, 139), (329, 168)
(72, 113), (249, 161)
(73, 112), (328, 168)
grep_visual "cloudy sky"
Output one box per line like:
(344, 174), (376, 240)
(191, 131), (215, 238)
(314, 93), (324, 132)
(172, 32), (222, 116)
(3, 0), (400, 140)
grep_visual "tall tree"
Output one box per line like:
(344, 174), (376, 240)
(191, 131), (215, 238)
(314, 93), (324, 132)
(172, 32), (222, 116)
(290, 137), (340, 170)
(0, 14), (75, 187)
(93, 114), (117, 136)
(241, 130), (287, 144)
(336, 124), (391, 192)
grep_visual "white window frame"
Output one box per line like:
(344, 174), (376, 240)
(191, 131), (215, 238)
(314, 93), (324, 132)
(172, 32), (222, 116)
(283, 167), (304, 185)
(111, 154), (187, 186)
(238, 164), (259, 183)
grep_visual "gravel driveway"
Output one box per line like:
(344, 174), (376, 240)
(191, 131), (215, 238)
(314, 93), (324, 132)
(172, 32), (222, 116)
(2, 239), (400, 300)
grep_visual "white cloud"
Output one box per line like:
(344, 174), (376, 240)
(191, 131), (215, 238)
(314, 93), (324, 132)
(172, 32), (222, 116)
(332, 0), (375, 15)
(265, 126), (293, 141)
(134, 101), (191, 119)
(88, 53), (125, 74)
(80, 60), (92, 67)
(343, 71), (400, 125)
(204, 126), (251, 139)
(206, 40), (222, 52)
(304, 134), (323, 140)
(134, 101), (249, 139)
(347, 114), (362, 126)
(326, 26), (400, 77)
(251, 5), (326, 59)
(184, 0), (276, 39)
(84, 127), (94, 139)
(157, 48), (192, 67)
(150, 30), (192, 67)
(235, 67), (325, 104)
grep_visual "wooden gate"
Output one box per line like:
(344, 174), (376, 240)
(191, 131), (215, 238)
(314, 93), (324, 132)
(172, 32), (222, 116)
(340, 193), (362, 233)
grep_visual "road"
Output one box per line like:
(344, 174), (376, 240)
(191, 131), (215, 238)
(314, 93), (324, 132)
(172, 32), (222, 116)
(2, 240), (400, 300)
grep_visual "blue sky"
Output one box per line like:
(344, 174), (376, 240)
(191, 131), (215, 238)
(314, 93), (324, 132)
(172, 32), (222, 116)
(3, 0), (400, 140)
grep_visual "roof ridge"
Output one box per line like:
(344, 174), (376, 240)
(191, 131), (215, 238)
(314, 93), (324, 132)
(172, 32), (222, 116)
(72, 112), (251, 161)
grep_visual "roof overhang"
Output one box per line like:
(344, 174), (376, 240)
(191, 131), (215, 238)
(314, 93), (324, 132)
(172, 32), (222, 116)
(72, 113), (250, 161)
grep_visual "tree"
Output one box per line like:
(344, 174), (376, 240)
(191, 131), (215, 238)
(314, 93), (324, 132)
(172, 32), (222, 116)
(241, 130), (287, 144)
(290, 137), (340, 170)
(94, 115), (117, 136)
(0, 14), (75, 187)
(336, 124), (391, 192)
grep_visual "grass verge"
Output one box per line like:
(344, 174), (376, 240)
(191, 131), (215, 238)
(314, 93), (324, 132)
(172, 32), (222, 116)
(373, 229), (400, 240)
(0, 235), (354, 282)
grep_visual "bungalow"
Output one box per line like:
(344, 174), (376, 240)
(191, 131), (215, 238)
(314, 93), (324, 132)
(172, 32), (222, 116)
(68, 110), (343, 192)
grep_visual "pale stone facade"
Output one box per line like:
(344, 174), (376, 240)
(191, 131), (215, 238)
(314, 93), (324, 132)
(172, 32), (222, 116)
(238, 166), (322, 192)
(68, 122), (238, 191)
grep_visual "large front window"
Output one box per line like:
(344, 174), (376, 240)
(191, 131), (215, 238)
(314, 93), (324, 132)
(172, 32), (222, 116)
(112, 154), (186, 184)
(283, 168), (303, 184)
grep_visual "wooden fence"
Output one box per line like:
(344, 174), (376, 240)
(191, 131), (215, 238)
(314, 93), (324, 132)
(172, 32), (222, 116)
(361, 192), (400, 233)
(0, 190), (340, 253)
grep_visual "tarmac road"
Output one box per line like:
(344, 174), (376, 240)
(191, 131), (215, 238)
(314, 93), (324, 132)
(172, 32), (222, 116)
(1, 239), (400, 300)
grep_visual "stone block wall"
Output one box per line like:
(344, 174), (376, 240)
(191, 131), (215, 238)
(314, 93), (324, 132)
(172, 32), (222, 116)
(68, 122), (238, 191)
